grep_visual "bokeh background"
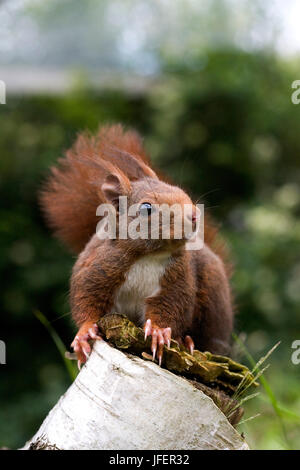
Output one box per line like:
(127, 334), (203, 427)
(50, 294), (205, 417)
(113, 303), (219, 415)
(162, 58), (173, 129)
(0, 0), (299, 450)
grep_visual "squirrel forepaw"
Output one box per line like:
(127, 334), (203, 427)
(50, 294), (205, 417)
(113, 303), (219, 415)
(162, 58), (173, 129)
(71, 323), (102, 369)
(144, 319), (172, 366)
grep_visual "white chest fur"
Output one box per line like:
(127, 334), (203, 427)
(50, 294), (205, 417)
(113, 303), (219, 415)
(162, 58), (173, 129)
(112, 253), (171, 326)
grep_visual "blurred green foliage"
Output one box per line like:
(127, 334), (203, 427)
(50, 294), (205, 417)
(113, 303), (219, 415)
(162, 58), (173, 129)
(0, 50), (299, 449)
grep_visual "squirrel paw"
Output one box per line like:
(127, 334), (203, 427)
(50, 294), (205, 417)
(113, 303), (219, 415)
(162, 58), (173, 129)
(71, 323), (102, 369)
(144, 319), (172, 366)
(184, 335), (195, 355)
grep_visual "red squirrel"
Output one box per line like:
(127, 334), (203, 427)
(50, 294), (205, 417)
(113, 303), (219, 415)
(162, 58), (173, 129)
(40, 124), (234, 367)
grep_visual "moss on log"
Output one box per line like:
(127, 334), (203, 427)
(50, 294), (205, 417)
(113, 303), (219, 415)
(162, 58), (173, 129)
(98, 314), (258, 400)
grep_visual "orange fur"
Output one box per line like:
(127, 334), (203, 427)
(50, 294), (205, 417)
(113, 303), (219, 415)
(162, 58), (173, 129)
(40, 124), (157, 252)
(40, 124), (234, 360)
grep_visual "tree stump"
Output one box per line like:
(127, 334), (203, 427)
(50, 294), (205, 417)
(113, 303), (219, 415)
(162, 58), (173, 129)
(23, 337), (249, 450)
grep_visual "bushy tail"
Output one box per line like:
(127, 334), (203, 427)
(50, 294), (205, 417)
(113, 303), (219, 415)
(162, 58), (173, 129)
(40, 124), (157, 253)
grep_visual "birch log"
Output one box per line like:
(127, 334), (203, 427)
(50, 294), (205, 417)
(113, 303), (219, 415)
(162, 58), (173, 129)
(23, 340), (249, 450)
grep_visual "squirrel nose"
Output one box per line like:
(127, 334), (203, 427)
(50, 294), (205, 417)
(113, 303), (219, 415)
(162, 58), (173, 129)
(185, 207), (198, 226)
(185, 209), (198, 231)
(191, 208), (198, 223)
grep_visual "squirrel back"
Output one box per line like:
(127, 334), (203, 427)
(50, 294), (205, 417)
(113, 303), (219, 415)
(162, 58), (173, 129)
(40, 124), (229, 271)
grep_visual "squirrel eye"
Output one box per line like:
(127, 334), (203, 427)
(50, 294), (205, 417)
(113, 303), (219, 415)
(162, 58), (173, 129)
(139, 202), (152, 216)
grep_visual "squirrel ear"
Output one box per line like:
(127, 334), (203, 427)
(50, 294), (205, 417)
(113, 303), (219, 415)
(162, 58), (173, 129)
(101, 145), (158, 181)
(101, 172), (131, 207)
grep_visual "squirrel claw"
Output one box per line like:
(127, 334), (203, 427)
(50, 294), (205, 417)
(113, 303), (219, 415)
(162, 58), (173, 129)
(88, 324), (102, 340)
(144, 319), (152, 341)
(143, 319), (172, 366)
(184, 335), (195, 355)
(71, 323), (102, 365)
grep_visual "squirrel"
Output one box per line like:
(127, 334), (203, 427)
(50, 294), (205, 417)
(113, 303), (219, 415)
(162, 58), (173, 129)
(40, 124), (234, 367)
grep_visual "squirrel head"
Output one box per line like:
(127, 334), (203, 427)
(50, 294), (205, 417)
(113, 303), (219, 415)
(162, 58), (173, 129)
(101, 170), (199, 253)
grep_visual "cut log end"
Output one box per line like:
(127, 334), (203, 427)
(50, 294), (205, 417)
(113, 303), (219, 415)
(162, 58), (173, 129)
(23, 335), (250, 450)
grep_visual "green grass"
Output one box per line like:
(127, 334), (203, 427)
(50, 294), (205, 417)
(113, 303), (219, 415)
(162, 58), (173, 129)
(34, 310), (78, 381)
(233, 334), (300, 449)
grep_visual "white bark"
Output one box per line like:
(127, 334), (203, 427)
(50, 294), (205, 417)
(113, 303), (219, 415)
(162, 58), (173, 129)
(23, 341), (249, 450)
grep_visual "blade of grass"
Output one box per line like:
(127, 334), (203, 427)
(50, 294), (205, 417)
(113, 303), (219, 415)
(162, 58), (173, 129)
(232, 333), (291, 449)
(234, 364), (270, 400)
(238, 413), (261, 426)
(227, 392), (260, 418)
(34, 310), (77, 381)
(251, 341), (281, 375)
